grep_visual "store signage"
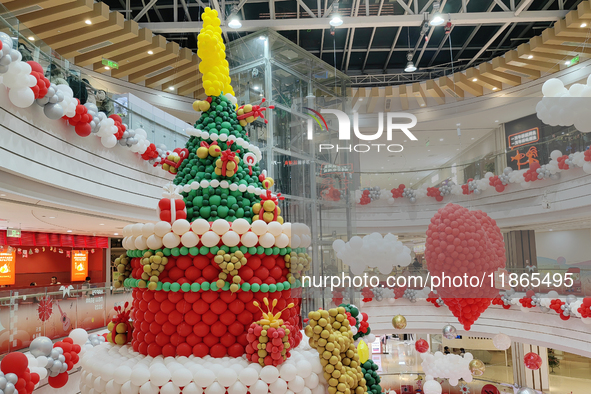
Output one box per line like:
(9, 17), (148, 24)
(6, 228), (21, 238)
(508, 127), (539, 149)
(0, 249), (15, 285)
(413, 244), (425, 253)
(71, 250), (88, 281)
(101, 58), (119, 69)
(371, 336), (381, 353)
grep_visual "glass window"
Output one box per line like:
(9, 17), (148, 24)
(272, 152), (312, 199)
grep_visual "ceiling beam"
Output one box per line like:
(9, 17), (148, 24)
(493, 0), (510, 12)
(505, 50), (560, 72)
(17, 0), (94, 28)
(129, 47), (193, 84)
(479, 62), (521, 86)
(466, 22), (510, 66)
(438, 76), (464, 99)
(382, 0), (413, 71)
(453, 72), (483, 96)
(412, 83), (426, 107)
(465, 68), (502, 91)
(140, 10), (569, 32)
(295, 0), (316, 18)
(45, 11), (125, 50)
(491, 57), (540, 79)
(133, 0), (159, 21)
(74, 25), (149, 67)
(396, 0), (414, 14)
(398, 85), (409, 110)
(361, 0), (385, 72)
(425, 80), (445, 105)
(145, 56), (199, 88)
(30, 1), (110, 39)
(514, 0), (534, 16)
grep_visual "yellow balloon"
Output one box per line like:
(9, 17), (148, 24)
(357, 340), (369, 364)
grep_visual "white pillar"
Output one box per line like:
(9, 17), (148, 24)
(511, 342), (549, 391)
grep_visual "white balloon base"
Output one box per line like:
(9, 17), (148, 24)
(79, 340), (327, 394)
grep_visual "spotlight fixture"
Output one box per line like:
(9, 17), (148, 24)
(430, 1), (445, 26)
(85, 19), (92, 25)
(472, 78), (477, 82)
(228, 18), (242, 29)
(114, 233), (119, 236)
(259, 35), (266, 40)
(147, 50), (154, 55)
(492, 87), (498, 91)
(404, 52), (416, 72)
(582, 23), (588, 28)
(527, 55), (533, 59)
(28, 36), (35, 41)
(104, 66), (110, 70)
(565, 60), (571, 65)
(330, 15), (343, 27)
(168, 86), (174, 91)
(67, 230), (73, 233)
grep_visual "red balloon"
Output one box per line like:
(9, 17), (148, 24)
(48, 372), (69, 388)
(210, 343), (227, 358)
(193, 343), (209, 357)
(415, 339), (429, 353)
(155, 332), (170, 347)
(1, 352), (28, 375)
(109, 114), (122, 123)
(147, 343), (162, 358)
(27, 61), (44, 73)
(75, 122), (91, 137)
(177, 342), (192, 357)
(524, 352), (543, 370)
(31, 372), (40, 385)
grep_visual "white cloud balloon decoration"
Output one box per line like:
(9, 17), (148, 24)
(420, 351), (474, 386)
(332, 233), (412, 275)
(536, 76), (591, 132)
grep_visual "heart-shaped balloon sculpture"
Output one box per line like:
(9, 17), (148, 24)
(425, 203), (505, 330)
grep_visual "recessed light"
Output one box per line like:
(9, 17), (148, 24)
(472, 78), (477, 82)
(456, 123), (461, 126)
(456, 148), (459, 150)
(148, 50), (154, 55)
(492, 87), (498, 90)
(439, 138), (444, 141)
(253, 85), (259, 91)
(49, 216), (55, 219)
(495, 120), (499, 122)
(28, 36), (35, 41)
(104, 66), (110, 70)
(99, 223), (104, 226)
(420, 103), (425, 107)
(565, 60), (571, 65)
(359, 98), (363, 101)
(527, 55), (533, 59)
(0, 194), (5, 197)
(549, 229), (553, 231)
(85, 19), (92, 25)
(114, 233), (119, 236)
(582, 23), (587, 28)
(67, 230), (72, 233)
(427, 149), (430, 151)
(471, 137), (474, 140)
(259, 36), (266, 40)
(168, 86), (174, 91)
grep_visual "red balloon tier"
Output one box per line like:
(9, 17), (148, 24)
(112, 7), (312, 361)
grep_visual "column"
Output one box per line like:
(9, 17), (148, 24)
(504, 230), (537, 270)
(511, 342), (549, 391)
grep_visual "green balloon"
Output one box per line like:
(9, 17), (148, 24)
(251, 283), (260, 292)
(163, 282), (171, 291)
(180, 246), (189, 255)
(276, 283), (284, 291)
(210, 246), (220, 255)
(171, 282), (181, 292)
(210, 282), (219, 291)
(199, 246), (210, 255)
(222, 282), (231, 291)
(191, 283), (201, 292)
(201, 282), (210, 291)
(239, 246), (248, 254)
(241, 283), (251, 291)
(256, 246), (265, 255)
(264, 248), (273, 255)
(261, 283), (270, 292)
(269, 284), (277, 292)
(156, 282), (163, 291)
(248, 247), (257, 255)
(171, 248), (180, 256)
(181, 283), (191, 292)
(189, 247), (199, 256)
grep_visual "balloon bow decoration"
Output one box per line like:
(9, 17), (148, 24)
(254, 190), (285, 223)
(237, 98), (275, 126)
(107, 301), (133, 345)
(245, 298), (295, 366)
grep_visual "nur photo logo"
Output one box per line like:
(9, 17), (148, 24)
(305, 107), (419, 152)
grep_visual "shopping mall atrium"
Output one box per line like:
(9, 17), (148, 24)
(1, 0), (591, 393)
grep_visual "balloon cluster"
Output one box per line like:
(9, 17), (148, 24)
(28, 335), (82, 389)
(0, 33), (21, 73)
(356, 187), (380, 205)
(420, 351), (475, 386)
(549, 298), (571, 320)
(371, 287), (385, 302)
(489, 168), (511, 192)
(403, 288), (417, 303)
(523, 352), (543, 370)
(360, 360), (381, 394)
(332, 233), (412, 275)
(67, 102), (95, 137)
(4, 61), (38, 108)
(27, 61), (49, 100)
(83, 332), (106, 350)
(389, 185), (406, 203)
(245, 298), (294, 366)
(338, 304), (371, 341)
(425, 203), (506, 330)
(114, 253), (131, 289)
(0, 352), (40, 394)
(402, 187), (417, 203)
(427, 187), (443, 202)
(492, 289), (514, 309)
(305, 307), (368, 394)
(38, 83), (66, 119)
(536, 76), (591, 132)
(198, 8), (235, 97)
(577, 297), (591, 318)
(107, 301), (133, 345)
(438, 182), (454, 197)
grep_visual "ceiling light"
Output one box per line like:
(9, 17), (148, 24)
(430, 1), (444, 26)
(359, 98), (363, 101)
(330, 15), (344, 27)
(565, 60), (571, 65)
(439, 138), (444, 141)
(404, 52), (416, 72)
(471, 137), (474, 140)
(148, 50), (154, 55)
(85, 19), (92, 25)
(420, 103), (425, 107)
(259, 35), (266, 40)
(104, 66), (110, 70)
(582, 23), (588, 28)
(495, 120), (499, 122)
(114, 233), (119, 236)
(549, 229), (553, 231)
(253, 85), (259, 91)
(472, 78), (477, 82)
(28, 36), (35, 41)
(67, 230), (72, 233)
(527, 55), (533, 59)
(49, 216), (55, 219)
(228, 18), (242, 29)
(168, 86), (174, 91)
(99, 223), (104, 226)
(0, 194), (5, 197)
(492, 87), (498, 90)
(456, 123), (461, 126)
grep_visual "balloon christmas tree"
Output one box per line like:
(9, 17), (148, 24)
(119, 7), (311, 360)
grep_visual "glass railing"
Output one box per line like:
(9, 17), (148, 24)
(0, 282), (132, 356)
(0, 3), (191, 156)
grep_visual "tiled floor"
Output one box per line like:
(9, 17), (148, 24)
(375, 339), (591, 394)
